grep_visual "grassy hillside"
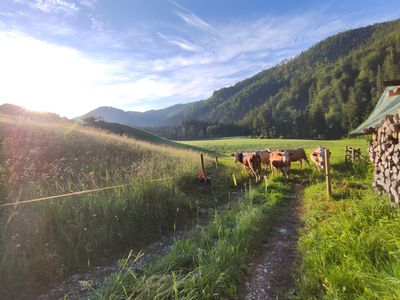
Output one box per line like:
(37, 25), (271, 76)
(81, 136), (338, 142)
(0, 112), (236, 297)
(81, 117), (211, 153)
(151, 19), (400, 140)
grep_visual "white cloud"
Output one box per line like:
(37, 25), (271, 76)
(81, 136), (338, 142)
(31, 0), (79, 13)
(169, 0), (214, 32)
(78, 0), (96, 9)
(157, 32), (203, 53)
(90, 16), (104, 32)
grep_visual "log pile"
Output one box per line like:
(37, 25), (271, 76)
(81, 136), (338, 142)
(345, 146), (361, 162)
(368, 110), (400, 205)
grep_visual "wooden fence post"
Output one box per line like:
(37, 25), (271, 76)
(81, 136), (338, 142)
(200, 153), (206, 190)
(200, 153), (205, 175)
(215, 156), (218, 171)
(351, 148), (355, 162)
(345, 146), (348, 162)
(324, 149), (332, 198)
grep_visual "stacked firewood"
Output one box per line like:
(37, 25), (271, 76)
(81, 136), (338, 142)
(368, 110), (400, 205)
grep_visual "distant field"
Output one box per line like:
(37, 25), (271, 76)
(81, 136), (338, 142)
(179, 137), (369, 164)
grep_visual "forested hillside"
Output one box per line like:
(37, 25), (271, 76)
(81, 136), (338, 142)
(151, 19), (400, 139)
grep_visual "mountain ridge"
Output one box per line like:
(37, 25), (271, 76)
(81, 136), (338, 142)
(78, 103), (192, 127)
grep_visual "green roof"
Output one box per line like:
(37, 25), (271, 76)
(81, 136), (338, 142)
(350, 85), (400, 135)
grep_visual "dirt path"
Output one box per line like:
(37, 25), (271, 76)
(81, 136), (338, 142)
(240, 183), (303, 300)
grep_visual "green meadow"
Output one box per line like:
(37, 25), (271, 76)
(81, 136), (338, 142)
(2, 120), (399, 299)
(180, 136), (369, 164)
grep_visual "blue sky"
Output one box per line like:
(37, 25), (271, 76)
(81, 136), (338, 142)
(0, 0), (399, 117)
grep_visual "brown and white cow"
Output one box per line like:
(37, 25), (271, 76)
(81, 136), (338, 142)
(310, 146), (330, 172)
(230, 151), (262, 182)
(231, 149), (271, 170)
(242, 153), (262, 182)
(231, 151), (254, 170)
(286, 148), (310, 168)
(269, 150), (291, 178)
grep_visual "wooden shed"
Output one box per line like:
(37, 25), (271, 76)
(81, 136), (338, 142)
(350, 80), (400, 205)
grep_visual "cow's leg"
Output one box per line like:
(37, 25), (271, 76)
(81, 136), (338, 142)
(299, 160), (303, 169)
(305, 157), (311, 167)
(270, 163), (276, 174)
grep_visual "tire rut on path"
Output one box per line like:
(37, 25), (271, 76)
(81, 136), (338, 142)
(240, 182), (303, 300)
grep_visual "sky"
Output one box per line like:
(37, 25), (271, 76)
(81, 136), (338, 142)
(0, 0), (399, 118)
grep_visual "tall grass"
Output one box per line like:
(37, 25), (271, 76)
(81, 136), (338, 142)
(93, 177), (292, 299)
(0, 115), (234, 294)
(296, 160), (400, 299)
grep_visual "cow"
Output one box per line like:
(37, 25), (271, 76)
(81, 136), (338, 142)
(286, 148), (310, 168)
(310, 146), (330, 172)
(231, 149), (271, 170)
(242, 153), (262, 182)
(257, 149), (272, 169)
(269, 150), (291, 178)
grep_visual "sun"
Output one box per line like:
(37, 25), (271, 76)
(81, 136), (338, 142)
(0, 31), (110, 118)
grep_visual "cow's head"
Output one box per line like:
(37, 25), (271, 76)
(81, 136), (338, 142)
(230, 152), (243, 163)
(311, 146), (330, 171)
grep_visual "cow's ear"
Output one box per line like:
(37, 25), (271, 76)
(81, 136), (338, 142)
(230, 153), (235, 156)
